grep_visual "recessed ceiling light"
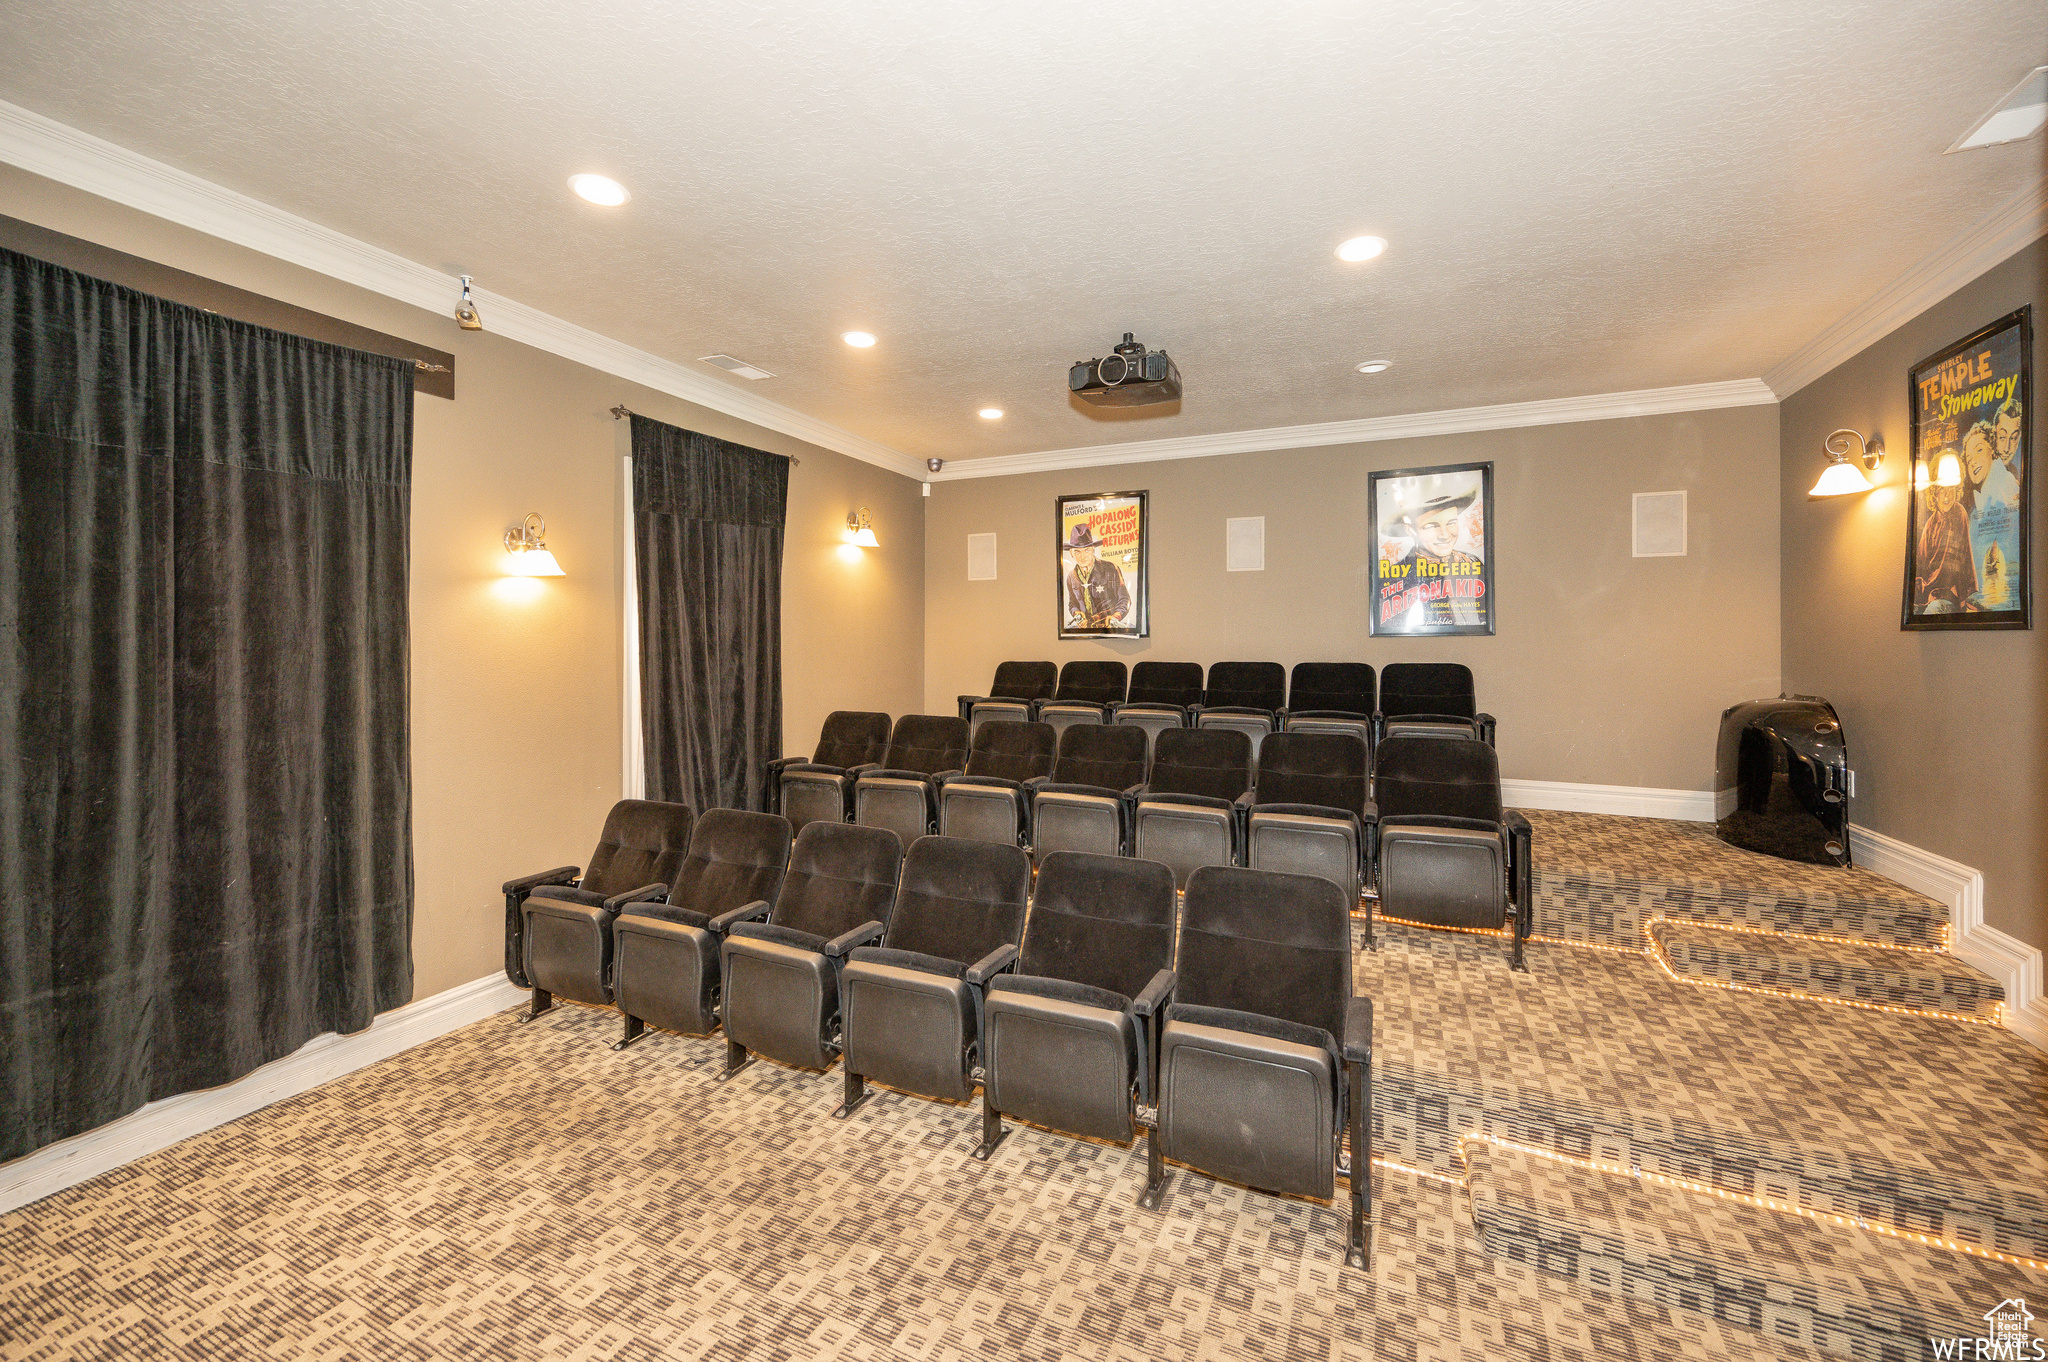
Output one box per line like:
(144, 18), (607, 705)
(978, 407), (1003, 420)
(568, 174), (630, 206)
(1948, 66), (2047, 151)
(1336, 235), (1387, 262)
(1357, 360), (1392, 374)
(842, 331), (877, 348)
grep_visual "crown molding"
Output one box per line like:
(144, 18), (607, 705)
(0, 100), (926, 481)
(1763, 172), (2048, 399)
(930, 379), (1778, 481)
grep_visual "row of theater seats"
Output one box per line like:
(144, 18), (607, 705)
(766, 701), (1532, 968)
(958, 659), (1497, 755)
(505, 815), (1372, 1268)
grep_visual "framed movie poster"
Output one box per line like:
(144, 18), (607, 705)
(1056, 490), (1148, 638)
(1903, 306), (2031, 630)
(1368, 462), (1494, 637)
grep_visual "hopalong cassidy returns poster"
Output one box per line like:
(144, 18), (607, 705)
(1903, 306), (2030, 630)
(1056, 491), (1148, 638)
(1368, 462), (1494, 636)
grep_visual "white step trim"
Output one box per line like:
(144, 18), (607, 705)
(0, 99), (926, 482)
(929, 380), (1779, 481)
(1762, 172), (2048, 398)
(0, 973), (525, 1215)
(1502, 777), (2046, 1054)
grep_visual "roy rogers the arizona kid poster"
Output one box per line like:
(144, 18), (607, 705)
(1056, 491), (1148, 638)
(1369, 462), (1495, 636)
(1904, 306), (2031, 630)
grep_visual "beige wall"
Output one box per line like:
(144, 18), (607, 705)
(1780, 238), (2045, 955)
(925, 405), (1781, 792)
(1, 166), (925, 1002)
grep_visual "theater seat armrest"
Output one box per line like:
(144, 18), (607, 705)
(1132, 968), (1176, 1017)
(1022, 776), (1052, 794)
(1122, 782), (1147, 798)
(847, 762), (881, 778)
(1233, 789), (1256, 811)
(823, 920), (887, 958)
(502, 865), (580, 895)
(1361, 799), (1378, 827)
(765, 755), (808, 776)
(603, 883), (668, 912)
(1504, 809), (1531, 837)
(1476, 712), (1498, 744)
(710, 899), (773, 934)
(1343, 996), (1373, 1063)
(932, 768), (965, 783)
(964, 943), (1019, 986)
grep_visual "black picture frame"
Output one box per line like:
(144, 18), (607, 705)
(1367, 461), (1495, 637)
(1055, 490), (1148, 638)
(1902, 306), (2031, 631)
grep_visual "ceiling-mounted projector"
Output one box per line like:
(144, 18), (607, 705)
(1069, 333), (1181, 407)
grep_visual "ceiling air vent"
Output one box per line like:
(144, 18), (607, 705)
(699, 354), (775, 380)
(1948, 66), (2047, 151)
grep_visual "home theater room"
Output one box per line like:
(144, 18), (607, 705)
(1, 3), (2044, 1359)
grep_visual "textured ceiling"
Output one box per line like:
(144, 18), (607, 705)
(2, 1), (2041, 462)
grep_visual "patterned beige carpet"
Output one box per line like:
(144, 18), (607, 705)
(5, 919), (2042, 1360)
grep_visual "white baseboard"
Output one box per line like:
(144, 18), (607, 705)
(1503, 779), (2046, 1055)
(1502, 778), (1716, 823)
(0, 973), (525, 1215)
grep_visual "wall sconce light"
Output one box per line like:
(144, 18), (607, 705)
(846, 507), (879, 547)
(455, 275), (483, 331)
(503, 512), (565, 575)
(1913, 448), (1964, 491)
(1809, 429), (1884, 496)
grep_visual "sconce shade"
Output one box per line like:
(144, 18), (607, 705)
(1809, 462), (1874, 497)
(1913, 460), (1931, 491)
(846, 506), (878, 547)
(506, 548), (565, 576)
(851, 526), (879, 548)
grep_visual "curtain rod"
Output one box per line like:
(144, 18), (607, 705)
(610, 405), (799, 465)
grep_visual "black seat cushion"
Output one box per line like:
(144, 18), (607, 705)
(1164, 1001), (1340, 1072)
(1050, 723), (1149, 790)
(879, 714), (970, 776)
(619, 901), (711, 930)
(771, 821), (904, 942)
(811, 711), (893, 770)
(1053, 660), (1129, 705)
(1202, 661), (1286, 711)
(727, 920), (829, 953)
(1022, 853), (1175, 1000)
(1255, 732), (1369, 817)
(882, 837), (1030, 967)
(1374, 735), (1504, 823)
(527, 885), (606, 909)
(962, 720), (1058, 783)
(1177, 865), (1352, 1043)
(1288, 663), (1375, 716)
(990, 971), (1131, 1015)
(669, 808), (793, 921)
(848, 944), (968, 980)
(1148, 727), (1253, 802)
(581, 799), (696, 899)
(1380, 662), (1477, 720)
(1125, 661), (1204, 708)
(987, 661), (1058, 701)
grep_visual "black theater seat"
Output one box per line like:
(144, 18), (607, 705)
(718, 821), (907, 1079)
(1245, 731), (1372, 924)
(978, 853), (1176, 1165)
(851, 714), (971, 848)
(770, 711), (893, 830)
(1369, 734), (1532, 968)
(1376, 662), (1495, 746)
(1192, 661), (1287, 769)
(1281, 663), (1377, 757)
(503, 798), (695, 1018)
(1034, 660), (1129, 738)
(835, 836), (1033, 1120)
(608, 809), (795, 1048)
(1029, 723), (1152, 859)
(1153, 865), (1372, 1269)
(1111, 660), (1204, 757)
(936, 720), (1059, 846)
(1129, 727), (1253, 890)
(955, 661), (1057, 737)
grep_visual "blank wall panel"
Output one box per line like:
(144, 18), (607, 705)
(1632, 491), (1687, 557)
(1226, 517), (1265, 572)
(967, 533), (998, 580)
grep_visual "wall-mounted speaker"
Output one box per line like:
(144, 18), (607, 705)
(1226, 516), (1265, 572)
(1632, 491), (1687, 557)
(967, 533), (997, 581)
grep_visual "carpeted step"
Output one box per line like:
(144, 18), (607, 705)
(1648, 919), (2003, 1021)
(1462, 1136), (2048, 1361)
(1522, 809), (1948, 951)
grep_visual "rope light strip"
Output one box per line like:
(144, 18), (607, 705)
(1370, 1154), (1463, 1189)
(1456, 1132), (2048, 1276)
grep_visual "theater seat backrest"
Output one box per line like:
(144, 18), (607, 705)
(1177, 866), (1351, 1040)
(1288, 663), (1375, 715)
(883, 836), (1031, 966)
(1203, 661), (1286, 711)
(1254, 732), (1368, 817)
(772, 822), (905, 942)
(988, 660), (1058, 701)
(1054, 660), (1129, 705)
(811, 711), (893, 769)
(668, 809), (793, 916)
(1380, 662), (1476, 720)
(1374, 734), (1503, 823)
(1052, 724), (1149, 790)
(1148, 727), (1253, 801)
(1023, 853), (1176, 1000)
(582, 799), (696, 898)
(881, 714), (971, 774)
(1126, 661), (1204, 708)
(962, 721), (1058, 782)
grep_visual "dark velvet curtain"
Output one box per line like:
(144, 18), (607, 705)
(631, 415), (786, 814)
(0, 247), (413, 1162)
